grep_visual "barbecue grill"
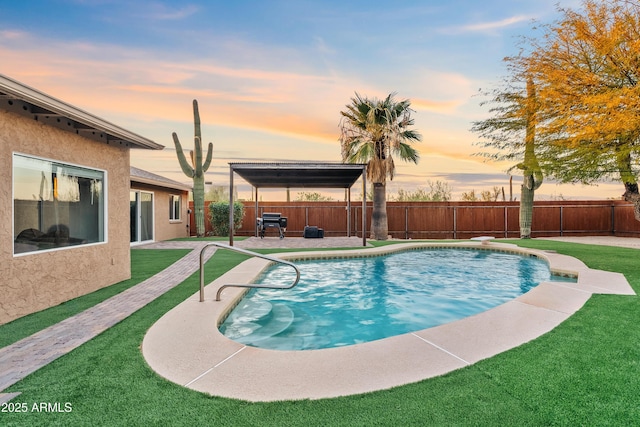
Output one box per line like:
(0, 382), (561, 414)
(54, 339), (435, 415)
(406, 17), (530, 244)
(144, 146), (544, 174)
(257, 212), (287, 239)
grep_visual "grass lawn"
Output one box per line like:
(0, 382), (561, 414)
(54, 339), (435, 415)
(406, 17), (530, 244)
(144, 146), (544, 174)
(1, 240), (639, 426)
(0, 249), (189, 349)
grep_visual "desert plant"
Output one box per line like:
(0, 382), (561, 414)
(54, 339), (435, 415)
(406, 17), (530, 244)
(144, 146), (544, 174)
(209, 201), (244, 236)
(172, 100), (213, 237)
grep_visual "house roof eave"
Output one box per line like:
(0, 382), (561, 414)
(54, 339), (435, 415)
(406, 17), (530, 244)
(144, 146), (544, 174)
(0, 73), (163, 150)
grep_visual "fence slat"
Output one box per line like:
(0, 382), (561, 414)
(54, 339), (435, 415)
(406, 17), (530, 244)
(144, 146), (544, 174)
(190, 200), (640, 238)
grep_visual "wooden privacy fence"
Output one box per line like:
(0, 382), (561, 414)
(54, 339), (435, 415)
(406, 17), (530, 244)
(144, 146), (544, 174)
(190, 200), (640, 238)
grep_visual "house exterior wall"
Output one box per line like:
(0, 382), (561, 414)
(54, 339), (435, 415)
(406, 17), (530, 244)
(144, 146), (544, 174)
(130, 182), (190, 242)
(0, 109), (131, 325)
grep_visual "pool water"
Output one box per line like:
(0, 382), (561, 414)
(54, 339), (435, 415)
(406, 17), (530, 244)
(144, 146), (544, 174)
(219, 248), (576, 351)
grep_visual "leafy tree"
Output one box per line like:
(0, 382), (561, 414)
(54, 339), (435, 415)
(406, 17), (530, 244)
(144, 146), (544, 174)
(475, 0), (640, 231)
(480, 186), (506, 202)
(394, 181), (452, 201)
(394, 188), (428, 202)
(204, 186), (227, 202)
(461, 187), (506, 202)
(526, 0), (640, 218)
(339, 92), (422, 239)
(460, 189), (479, 201)
(294, 192), (334, 201)
(425, 180), (453, 201)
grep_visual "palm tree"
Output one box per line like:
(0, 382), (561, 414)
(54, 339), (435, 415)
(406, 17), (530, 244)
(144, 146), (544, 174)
(339, 92), (422, 240)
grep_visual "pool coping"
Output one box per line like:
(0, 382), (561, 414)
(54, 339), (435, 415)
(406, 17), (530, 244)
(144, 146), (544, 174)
(141, 241), (636, 402)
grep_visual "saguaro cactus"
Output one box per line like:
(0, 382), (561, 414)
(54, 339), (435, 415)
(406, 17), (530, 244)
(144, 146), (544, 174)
(518, 78), (543, 238)
(173, 99), (213, 237)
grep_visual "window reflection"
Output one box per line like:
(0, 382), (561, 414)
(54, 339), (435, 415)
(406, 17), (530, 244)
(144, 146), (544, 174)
(170, 195), (181, 221)
(13, 154), (105, 254)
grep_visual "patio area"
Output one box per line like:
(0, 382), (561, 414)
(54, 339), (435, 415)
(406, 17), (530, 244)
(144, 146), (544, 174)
(235, 236), (372, 249)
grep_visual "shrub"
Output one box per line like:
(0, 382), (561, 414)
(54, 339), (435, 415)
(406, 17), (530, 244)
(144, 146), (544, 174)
(208, 201), (244, 236)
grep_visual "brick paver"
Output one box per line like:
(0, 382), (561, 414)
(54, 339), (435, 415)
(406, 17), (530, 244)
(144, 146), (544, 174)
(0, 237), (367, 401)
(1, 236), (636, 403)
(0, 241), (214, 396)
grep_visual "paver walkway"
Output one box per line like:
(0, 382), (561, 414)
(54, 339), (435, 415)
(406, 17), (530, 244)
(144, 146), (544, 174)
(0, 237), (369, 403)
(1, 236), (637, 403)
(0, 241), (214, 402)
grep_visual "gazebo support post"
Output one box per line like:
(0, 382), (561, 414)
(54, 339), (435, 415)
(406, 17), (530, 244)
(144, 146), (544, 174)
(229, 167), (234, 246)
(254, 188), (259, 237)
(347, 187), (351, 238)
(362, 170), (367, 247)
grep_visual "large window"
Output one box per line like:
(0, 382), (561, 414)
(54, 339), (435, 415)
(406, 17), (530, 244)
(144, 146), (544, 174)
(169, 194), (181, 221)
(13, 154), (105, 255)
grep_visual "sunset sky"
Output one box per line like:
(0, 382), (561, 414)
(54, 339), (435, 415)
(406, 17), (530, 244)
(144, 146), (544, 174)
(1, 0), (623, 200)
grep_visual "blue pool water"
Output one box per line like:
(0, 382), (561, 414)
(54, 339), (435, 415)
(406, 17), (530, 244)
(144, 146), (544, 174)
(219, 248), (576, 351)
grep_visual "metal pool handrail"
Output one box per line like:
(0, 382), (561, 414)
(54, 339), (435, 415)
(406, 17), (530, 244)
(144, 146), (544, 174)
(198, 242), (301, 302)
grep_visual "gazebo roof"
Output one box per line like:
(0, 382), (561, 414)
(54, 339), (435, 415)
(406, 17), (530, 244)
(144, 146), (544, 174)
(229, 162), (366, 188)
(227, 162), (367, 246)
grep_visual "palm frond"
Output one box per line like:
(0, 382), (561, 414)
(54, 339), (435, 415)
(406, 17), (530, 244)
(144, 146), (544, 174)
(338, 91), (422, 182)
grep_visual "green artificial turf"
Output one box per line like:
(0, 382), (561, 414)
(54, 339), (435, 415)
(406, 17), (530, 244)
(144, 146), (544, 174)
(0, 249), (188, 348)
(2, 240), (639, 426)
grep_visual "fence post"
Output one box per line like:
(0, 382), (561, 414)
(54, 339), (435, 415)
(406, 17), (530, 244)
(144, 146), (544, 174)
(355, 206), (359, 236)
(611, 204), (615, 235)
(235, 201), (640, 239)
(504, 206), (508, 238)
(405, 207), (409, 239)
(453, 206), (457, 239)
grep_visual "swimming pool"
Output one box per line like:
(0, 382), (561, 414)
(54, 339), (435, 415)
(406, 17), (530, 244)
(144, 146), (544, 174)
(219, 248), (576, 350)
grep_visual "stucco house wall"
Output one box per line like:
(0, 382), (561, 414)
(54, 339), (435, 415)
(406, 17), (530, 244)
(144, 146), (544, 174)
(130, 168), (191, 242)
(151, 188), (191, 241)
(0, 75), (162, 325)
(0, 110), (131, 323)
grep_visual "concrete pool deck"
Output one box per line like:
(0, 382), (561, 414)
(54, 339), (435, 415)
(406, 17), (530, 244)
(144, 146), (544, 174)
(142, 240), (636, 402)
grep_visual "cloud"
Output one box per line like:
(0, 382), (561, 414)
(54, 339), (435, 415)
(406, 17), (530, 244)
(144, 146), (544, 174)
(0, 29), (27, 40)
(462, 15), (531, 32)
(166, 60), (331, 83)
(0, 27), (490, 177)
(412, 98), (462, 114)
(313, 37), (336, 55)
(430, 172), (518, 184)
(0, 29), (353, 144)
(441, 15), (532, 35)
(0, 20), (389, 148)
(145, 3), (200, 20)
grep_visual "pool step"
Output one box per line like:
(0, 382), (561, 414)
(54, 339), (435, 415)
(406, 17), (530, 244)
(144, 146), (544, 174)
(258, 308), (330, 350)
(220, 300), (274, 340)
(222, 302), (295, 344)
(236, 303), (295, 344)
(225, 299), (273, 323)
(221, 302), (331, 350)
(243, 306), (329, 350)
